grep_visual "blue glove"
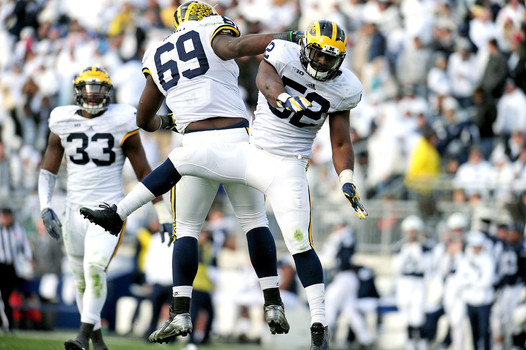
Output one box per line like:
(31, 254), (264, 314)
(276, 93), (311, 113)
(290, 31), (304, 44)
(159, 223), (174, 247)
(342, 183), (368, 219)
(159, 112), (177, 131)
(41, 208), (62, 240)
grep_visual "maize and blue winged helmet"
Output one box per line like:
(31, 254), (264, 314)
(173, 1), (217, 30)
(300, 20), (347, 81)
(73, 66), (113, 115)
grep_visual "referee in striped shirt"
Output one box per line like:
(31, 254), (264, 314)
(0, 207), (33, 332)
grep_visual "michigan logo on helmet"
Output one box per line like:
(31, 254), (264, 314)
(73, 66), (113, 115)
(174, 1), (217, 30)
(300, 20), (347, 81)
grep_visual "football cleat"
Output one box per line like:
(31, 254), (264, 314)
(64, 339), (87, 350)
(264, 304), (290, 334)
(310, 322), (329, 350)
(148, 312), (193, 343)
(73, 66), (113, 115)
(300, 20), (346, 81)
(80, 203), (123, 236)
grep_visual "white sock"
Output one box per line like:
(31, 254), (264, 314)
(116, 182), (155, 219)
(305, 283), (326, 326)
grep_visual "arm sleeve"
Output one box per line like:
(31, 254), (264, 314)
(38, 169), (57, 211)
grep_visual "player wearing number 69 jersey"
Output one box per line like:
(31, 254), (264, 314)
(38, 66), (173, 350)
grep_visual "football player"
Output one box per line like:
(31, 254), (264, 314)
(86, 0), (302, 345)
(38, 66), (173, 350)
(81, 19), (367, 350)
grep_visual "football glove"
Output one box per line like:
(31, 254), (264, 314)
(159, 112), (176, 131)
(41, 208), (62, 240)
(159, 223), (174, 247)
(342, 183), (368, 219)
(290, 31), (304, 44)
(276, 93), (311, 113)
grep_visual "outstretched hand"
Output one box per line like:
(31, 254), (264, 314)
(342, 183), (368, 219)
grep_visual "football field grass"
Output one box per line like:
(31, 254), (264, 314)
(0, 330), (294, 350)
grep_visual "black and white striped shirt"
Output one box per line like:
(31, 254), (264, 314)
(0, 222), (32, 266)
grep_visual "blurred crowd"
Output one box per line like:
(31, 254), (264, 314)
(1, 0), (526, 348)
(0, 0), (526, 217)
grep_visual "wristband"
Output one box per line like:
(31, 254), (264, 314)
(159, 114), (174, 130)
(338, 169), (354, 186)
(273, 31), (293, 41)
(276, 92), (292, 107)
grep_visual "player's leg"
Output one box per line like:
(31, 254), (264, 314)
(258, 156), (328, 350)
(62, 206), (89, 350)
(80, 218), (122, 350)
(81, 131), (249, 233)
(224, 182), (289, 334)
(149, 176), (219, 343)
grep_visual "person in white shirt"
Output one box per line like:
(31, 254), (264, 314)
(494, 79), (526, 140)
(393, 215), (432, 350)
(457, 231), (496, 350)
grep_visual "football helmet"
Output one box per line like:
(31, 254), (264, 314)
(174, 1), (217, 30)
(300, 20), (347, 81)
(73, 66), (113, 115)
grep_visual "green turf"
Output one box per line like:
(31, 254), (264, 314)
(0, 331), (288, 350)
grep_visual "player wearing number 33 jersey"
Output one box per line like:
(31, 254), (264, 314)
(38, 66), (172, 350)
(48, 104), (137, 206)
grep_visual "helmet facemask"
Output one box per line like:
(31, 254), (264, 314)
(300, 20), (347, 81)
(73, 66), (113, 115)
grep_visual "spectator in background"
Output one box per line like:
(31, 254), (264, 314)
(430, 212), (469, 350)
(470, 87), (497, 160)
(457, 231), (495, 350)
(447, 38), (479, 109)
(493, 223), (524, 349)
(393, 215), (431, 350)
(324, 222), (374, 348)
(30, 216), (63, 330)
(396, 35), (433, 97)
(494, 79), (526, 142)
(427, 53), (450, 114)
(143, 220), (173, 341)
(452, 146), (493, 204)
(404, 127), (441, 218)
(434, 96), (480, 165)
(277, 256), (299, 311)
(480, 38), (509, 100)
(0, 207), (33, 333)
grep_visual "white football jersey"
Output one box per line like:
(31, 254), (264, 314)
(49, 104), (138, 207)
(251, 40), (363, 158)
(142, 15), (247, 133)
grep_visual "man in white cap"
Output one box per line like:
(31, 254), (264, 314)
(393, 215), (432, 350)
(429, 212), (469, 350)
(457, 230), (496, 350)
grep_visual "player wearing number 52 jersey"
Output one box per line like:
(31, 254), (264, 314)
(81, 19), (367, 350)
(38, 66), (173, 350)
